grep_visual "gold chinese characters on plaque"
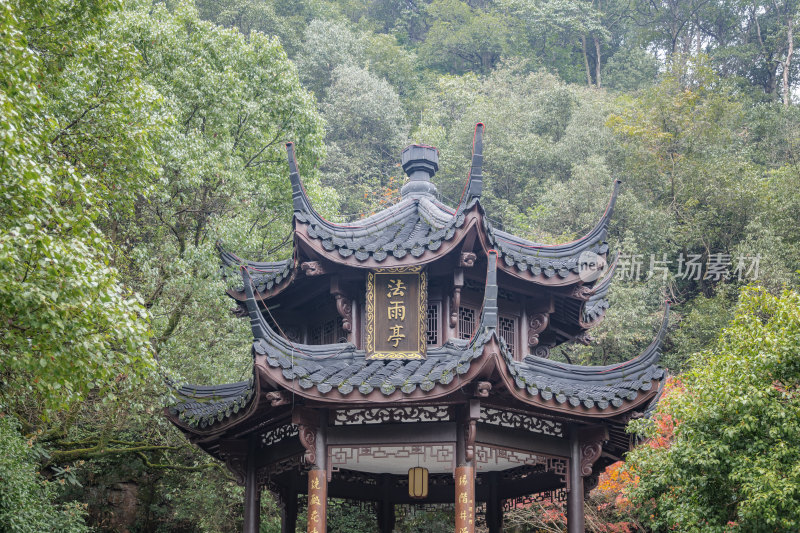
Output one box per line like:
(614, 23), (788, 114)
(366, 266), (427, 360)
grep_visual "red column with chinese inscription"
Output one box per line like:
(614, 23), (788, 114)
(307, 469), (327, 533)
(454, 466), (476, 533)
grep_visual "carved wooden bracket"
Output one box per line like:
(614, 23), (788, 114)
(297, 425), (317, 466)
(265, 391), (290, 407)
(579, 441), (603, 476)
(292, 408), (319, 467)
(475, 381), (492, 398)
(527, 313), (549, 348)
(463, 400), (480, 463)
(218, 440), (248, 485)
(300, 261), (325, 276)
(449, 288), (461, 328)
(459, 252), (477, 268)
(450, 269), (465, 328)
(531, 345), (550, 359)
(333, 293), (352, 332)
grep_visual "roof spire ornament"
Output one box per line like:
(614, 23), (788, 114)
(400, 144), (439, 198)
(464, 123), (484, 204)
(286, 142), (313, 213)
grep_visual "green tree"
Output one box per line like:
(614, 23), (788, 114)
(627, 287), (800, 531)
(0, 0), (156, 415)
(321, 64), (409, 217)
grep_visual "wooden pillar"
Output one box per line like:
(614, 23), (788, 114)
(485, 471), (502, 533)
(307, 470), (327, 533)
(305, 410), (328, 533)
(455, 401), (479, 533)
(243, 437), (261, 533)
(281, 476), (298, 533)
(567, 427), (585, 533)
(377, 475), (395, 533)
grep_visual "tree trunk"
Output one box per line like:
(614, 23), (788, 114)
(593, 35), (602, 88)
(782, 16), (794, 106)
(581, 34), (592, 87)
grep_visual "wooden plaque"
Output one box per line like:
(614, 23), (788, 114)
(366, 266), (427, 360)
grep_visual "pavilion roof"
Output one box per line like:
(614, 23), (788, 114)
(168, 252), (667, 430)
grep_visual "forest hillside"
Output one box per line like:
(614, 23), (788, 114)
(1, 0), (799, 530)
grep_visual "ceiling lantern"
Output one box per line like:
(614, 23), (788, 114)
(408, 467), (429, 499)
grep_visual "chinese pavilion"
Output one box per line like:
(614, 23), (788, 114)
(165, 124), (668, 533)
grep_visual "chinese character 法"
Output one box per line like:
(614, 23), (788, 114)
(386, 279), (407, 298)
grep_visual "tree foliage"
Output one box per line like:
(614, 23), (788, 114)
(627, 288), (800, 531)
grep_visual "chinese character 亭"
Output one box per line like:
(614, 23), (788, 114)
(387, 324), (405, 347)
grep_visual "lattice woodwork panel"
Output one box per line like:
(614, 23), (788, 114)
(502, 488), (568, 510)
(458, 306), (476, 340)
(333, 406), (453, 425)
(427, 304), (439, 345)
(260, 424), (299, 447)
(499, 316), (516, 356)
(480, 407), (563, 437)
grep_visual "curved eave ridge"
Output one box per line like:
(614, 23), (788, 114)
(241, 258), (497, 398)
(167, 379), (255, 429)
(288, 140), (469, 264)
(501, 304), (669, 411)
(296, 196), (474, 263)
(581, 255), (618, 325)
(218, 242), (293, 293)
(485, 180), (620, 279)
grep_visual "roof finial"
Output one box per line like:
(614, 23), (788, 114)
(286, 142), (312, 213)
(400, 144), (439, 198)
(464, 123), (484, 204)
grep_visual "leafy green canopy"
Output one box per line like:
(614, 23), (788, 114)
(116, 0), (327, 385)
(0, 0), (155, 414)
(627, 288), (800, 531)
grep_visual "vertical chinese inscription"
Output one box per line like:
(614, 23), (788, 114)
(307, 470), (327, 533)
(366, 266), (427, 359)
(455, 466), (475, 533)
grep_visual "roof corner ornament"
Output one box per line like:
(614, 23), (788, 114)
(400, 144), (439, 198)
(286, 142), (313, 213)
(464, 123), (484, 204)
(300, 261), (326, 276)
(265, 391), (290, 407)
(459, 252), (477, 268)
(475, 381), (492, 398)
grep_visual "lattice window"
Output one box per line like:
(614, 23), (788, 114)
(458, 306), (476, 340)
(426, 304), (439, 345)
(310, 317), (347, 344)
(499, 316), (516, 356)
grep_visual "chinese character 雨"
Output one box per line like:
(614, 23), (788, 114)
(388, 300), (406, 321)
(387, 278), (407, 298)
(387, 324), (405, 347)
